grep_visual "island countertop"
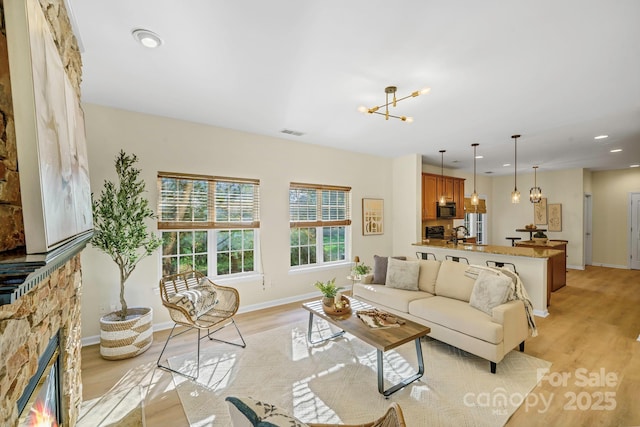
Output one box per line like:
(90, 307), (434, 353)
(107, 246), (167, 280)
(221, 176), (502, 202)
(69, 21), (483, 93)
(413, 240), (564, 259)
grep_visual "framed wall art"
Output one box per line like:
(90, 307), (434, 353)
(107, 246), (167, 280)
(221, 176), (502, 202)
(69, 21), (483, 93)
(362, 198), (384, 235)
(548, 203), (562, 232)
(534, 197), (548, 225)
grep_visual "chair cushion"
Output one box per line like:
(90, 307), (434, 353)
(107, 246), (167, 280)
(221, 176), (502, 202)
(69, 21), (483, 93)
(168, 283), (218, 321)
(469, 270), (513, 315)
(385, 258), (420, 291)
(225, 396), (308, 427)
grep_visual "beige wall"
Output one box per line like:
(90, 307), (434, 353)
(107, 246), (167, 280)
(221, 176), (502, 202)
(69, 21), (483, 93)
(591, 168), (640, 268)
(81, 103), (394, 339)
(490, 168), (584, 267)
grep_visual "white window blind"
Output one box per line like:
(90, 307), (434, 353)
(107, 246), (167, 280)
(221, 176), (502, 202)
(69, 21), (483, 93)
(289, 182), (351, 227)
(158, 172), (260, 229)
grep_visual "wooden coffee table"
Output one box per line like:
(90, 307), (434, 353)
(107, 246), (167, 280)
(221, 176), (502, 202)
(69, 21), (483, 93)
(302, 297), (430, 397)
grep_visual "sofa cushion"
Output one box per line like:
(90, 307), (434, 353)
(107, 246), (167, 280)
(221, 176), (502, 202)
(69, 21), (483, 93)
(372, 255), (407, 284)
(385, 258), (420, 291)
(409, 296), (503, 344)
(434, 260), (477, 302)
(354, 283), (432, 313)
(469, 270), (513, 315)
(417, 260), (441, 294)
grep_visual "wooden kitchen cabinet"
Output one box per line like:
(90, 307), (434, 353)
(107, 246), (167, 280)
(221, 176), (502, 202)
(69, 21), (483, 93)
(422, 174), (438, 220)
(421, 173), (465, 220)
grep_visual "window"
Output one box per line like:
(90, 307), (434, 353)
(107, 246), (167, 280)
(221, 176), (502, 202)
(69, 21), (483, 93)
(158, 172), (260, 277)
(289, 183), (351, 267)
(464, 198), (487, 244)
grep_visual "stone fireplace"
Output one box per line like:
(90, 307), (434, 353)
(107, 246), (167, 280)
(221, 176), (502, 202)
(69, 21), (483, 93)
(0, 0), (86, 424)
(0, 243), (86, 426)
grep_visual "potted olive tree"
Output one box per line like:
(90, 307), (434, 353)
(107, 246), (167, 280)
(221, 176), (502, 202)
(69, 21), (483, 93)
(92, 150), (161, 360)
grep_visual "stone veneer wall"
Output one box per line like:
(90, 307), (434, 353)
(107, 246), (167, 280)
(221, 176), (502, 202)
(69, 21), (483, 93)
(0, 0), (85, 425)
(0, 2), (23, 252)
(0, 0), (82, 252)
(0, 255), (83, 426)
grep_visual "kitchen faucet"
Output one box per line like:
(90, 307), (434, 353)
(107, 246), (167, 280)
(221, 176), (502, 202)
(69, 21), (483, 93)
(450, 225), (469, 245)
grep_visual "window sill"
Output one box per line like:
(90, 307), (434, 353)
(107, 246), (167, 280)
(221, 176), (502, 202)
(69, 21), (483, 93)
(211, 273), (263, 286)
(289, 261), (352, 275)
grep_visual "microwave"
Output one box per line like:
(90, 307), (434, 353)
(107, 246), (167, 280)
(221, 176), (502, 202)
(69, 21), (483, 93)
(437, 202), (456, 218)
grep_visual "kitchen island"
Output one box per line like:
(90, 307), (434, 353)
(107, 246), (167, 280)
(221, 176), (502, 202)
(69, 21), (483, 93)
(413, 240), (564, 317)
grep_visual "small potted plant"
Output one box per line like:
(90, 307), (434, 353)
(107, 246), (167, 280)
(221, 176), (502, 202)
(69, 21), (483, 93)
(314, 278), (350, 315)
(532, 231), (548, 244)
(353, 263), (371, 279)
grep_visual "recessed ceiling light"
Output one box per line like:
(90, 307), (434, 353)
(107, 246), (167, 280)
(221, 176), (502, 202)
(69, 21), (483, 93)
(594, 135), (608, 140)
(475, 155), (483, 159)
(630, 164), (640, 168)
(503, 163), (511, 167)
(610, 149), (622, 153)
(132, 29), (163, 48)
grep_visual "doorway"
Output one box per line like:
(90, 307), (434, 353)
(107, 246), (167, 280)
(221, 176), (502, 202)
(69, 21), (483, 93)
(584, 194), (592, 266)
(630, 192), (640, 270)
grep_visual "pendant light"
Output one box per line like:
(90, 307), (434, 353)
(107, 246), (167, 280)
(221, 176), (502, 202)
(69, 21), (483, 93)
(529, 166), (542, 203)
(470, 143), (480, 208)
(511, 134), (521, 203)
(438, 150), (447, 206)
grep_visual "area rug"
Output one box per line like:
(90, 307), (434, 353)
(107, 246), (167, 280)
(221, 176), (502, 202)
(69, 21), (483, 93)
(167, 321), (551, 426)
(77, 363), (149, 427)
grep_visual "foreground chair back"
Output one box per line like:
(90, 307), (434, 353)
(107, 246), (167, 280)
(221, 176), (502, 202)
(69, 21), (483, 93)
(157, 270), (246, 379)
(308, 402), (406, 427)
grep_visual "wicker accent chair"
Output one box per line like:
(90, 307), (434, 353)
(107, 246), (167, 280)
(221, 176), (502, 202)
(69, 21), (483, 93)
(157, 270), (246, 380)
(308, 403), (406, 427)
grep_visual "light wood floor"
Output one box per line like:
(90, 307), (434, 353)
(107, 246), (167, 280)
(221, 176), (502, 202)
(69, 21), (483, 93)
(81, 266), (640, 426)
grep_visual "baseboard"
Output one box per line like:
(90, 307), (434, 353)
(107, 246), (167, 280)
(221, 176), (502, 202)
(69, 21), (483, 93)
(567, 264), (584, 270)
(533, 309), (549, 318)
(81, 292), (320, 347)
(589, 263), (629, 269)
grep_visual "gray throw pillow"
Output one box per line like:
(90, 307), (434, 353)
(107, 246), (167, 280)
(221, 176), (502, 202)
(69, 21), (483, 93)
(372, 255), (407, 285)
(469, 270), (513, 315)
(385, 258), (420, 291)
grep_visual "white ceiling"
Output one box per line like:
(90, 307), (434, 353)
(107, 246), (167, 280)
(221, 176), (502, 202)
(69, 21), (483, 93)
(67, 0), (640, 176)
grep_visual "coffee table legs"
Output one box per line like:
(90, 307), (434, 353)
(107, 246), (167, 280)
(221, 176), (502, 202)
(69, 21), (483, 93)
(306, 312), (345, 344)
(377, 338), (425, 397)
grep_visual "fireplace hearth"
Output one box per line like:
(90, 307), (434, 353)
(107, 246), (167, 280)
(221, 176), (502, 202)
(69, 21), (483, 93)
(17, 333), (62, 426)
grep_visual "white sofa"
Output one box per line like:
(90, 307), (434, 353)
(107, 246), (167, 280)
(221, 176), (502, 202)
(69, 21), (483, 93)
(353, 258), (532, 373)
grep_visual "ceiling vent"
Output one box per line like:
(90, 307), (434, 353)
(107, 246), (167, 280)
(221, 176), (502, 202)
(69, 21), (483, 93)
(280, 129), (305, 137)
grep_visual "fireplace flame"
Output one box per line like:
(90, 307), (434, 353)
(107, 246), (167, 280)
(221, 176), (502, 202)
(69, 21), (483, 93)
(25, 400), (58, 427)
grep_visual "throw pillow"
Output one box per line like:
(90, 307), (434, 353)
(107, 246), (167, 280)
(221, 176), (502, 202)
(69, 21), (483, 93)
(385, 258), (420, 291)
(168, 283), (218, 321)
(372, 255), (407, 285)
(469, 270), (513, 315)
(225, 396), (309, 427)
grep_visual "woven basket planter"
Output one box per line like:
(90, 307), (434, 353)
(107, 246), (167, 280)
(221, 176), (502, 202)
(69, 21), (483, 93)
(100, 307), (153, 360)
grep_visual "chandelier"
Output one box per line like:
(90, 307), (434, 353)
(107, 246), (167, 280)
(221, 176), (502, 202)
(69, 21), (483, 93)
(530, 166), (543, 203)
(438, 150), (447, 206)
(471, 143), (480, 207)
(511, 134), (521, 204)
(359, 86), (430, 122)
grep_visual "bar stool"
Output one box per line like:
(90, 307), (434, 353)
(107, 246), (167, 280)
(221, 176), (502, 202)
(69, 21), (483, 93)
(445, 255), (469, 264)
(416, 252), (436, 260)
(486, 260), (518, 274)
(505, 237), (522, 247)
